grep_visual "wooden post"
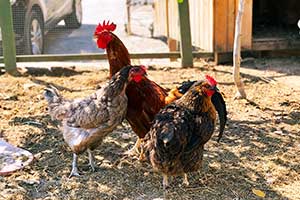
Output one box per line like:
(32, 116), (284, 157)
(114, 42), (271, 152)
(177, 0), (193, 67)
(165, 0), (170, 39)
(166, 0), (177, 61)
(0, 0), (18, 75)
(125, 0), (132, 35)
(233, 0), (246, 99)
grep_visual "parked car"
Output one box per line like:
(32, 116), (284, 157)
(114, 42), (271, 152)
(130, 0), (154, 6)
(0, 0), (82, 55)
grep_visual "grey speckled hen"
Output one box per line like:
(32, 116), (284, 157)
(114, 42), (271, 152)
(44, 65), (146, 178)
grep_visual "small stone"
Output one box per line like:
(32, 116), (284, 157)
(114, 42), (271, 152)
(273, 130), (283, 135)
(23, 83), (38, 90)
(22, 179), (40, 185)
(121, 133), (131, 140)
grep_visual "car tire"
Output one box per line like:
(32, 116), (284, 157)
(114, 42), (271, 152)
(65, 0), (82, 29)
(23, 10), (44, 55)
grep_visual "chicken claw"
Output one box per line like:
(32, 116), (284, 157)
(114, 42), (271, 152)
(69, 153), (80, 178)
(69, 168), (80, 178)
(124, 138), (141, 156)
(162, 174), (169, 190)
(183, 173), (189, 186)
(138, 146), (146, 161)
(88, 149), (96, 172)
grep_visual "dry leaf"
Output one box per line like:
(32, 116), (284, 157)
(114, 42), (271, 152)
(252, 188), (266, 198)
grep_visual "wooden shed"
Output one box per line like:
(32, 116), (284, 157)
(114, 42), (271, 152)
(153, 0), (300, 62)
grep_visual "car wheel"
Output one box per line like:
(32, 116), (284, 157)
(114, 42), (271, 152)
(65, 0), (82, 28)
(24, 10), (44, 55)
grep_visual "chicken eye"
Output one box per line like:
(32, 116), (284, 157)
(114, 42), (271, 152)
(204, 84), (210, 89)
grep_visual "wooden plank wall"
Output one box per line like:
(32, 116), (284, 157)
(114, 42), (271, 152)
(153, 0), (167, 36)
(214, 0), (253, 52)
(153, 0), (179, 41)
(154, 0), (213, 52)
(213, 0), (236, 52)
(167, 0), (180, 41)
(154, 0), (253, 53)
(190, 0), (214, 52)
(239, 0), (253, 50)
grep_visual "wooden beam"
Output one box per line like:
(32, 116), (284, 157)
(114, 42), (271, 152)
(0, 0), (18, 75)
(252, 38), (300, 51)
(0, 52), (213, 63)
(214, 52), (233, 64)
(177, 0), (193, 67)
(165, 0), (170, 38)
(125, 0), (132, 35)
(166, 0), (178, 62)
(260, 50), (300, 58)
(168, 38), (178, 61)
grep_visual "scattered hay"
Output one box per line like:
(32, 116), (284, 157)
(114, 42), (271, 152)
(0, 59), (299, 199)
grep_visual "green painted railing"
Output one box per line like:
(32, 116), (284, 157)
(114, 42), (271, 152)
(0, 52), (213, 63)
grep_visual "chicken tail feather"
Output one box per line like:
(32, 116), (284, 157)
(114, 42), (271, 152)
(211, 91), (227, 142)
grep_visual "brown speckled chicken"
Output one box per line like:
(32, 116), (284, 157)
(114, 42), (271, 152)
(43, 66), (146, 178)
(174, 80), (227, 142)
(143, 75), (220, 189)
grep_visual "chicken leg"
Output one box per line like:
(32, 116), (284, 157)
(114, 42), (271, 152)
(162, 174), (169, 190)
(124, 138), (141, 156)
(88, 149), (96, 172)
(69, 153), (80, 178)
(138, 145), (146, 161)
(183, 173), (189, 186)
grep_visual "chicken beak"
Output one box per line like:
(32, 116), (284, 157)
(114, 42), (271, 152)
(215, 86), (219, 92)
(163, 138), (169, 147)
(162, 133), (173, 147)
(209, 85), (218, 91)
(93, 35), (98, 41)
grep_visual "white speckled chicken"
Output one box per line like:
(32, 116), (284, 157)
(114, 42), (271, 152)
(44, 65), (146, 178)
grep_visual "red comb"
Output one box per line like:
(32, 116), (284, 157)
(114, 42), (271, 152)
(94, 20), (116, 34)
(205, 75), (217, 86)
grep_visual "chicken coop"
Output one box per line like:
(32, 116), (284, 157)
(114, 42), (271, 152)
(154, 0), (300, 62)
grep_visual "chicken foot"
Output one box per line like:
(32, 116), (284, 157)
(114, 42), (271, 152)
(162, 174), (169, 190)
(183, 173), (189, 186)
(138, 145), (146, 161)
(69, 153), (80, 178)
(124, 138), (141, 156)
(87, 149), (96, 172)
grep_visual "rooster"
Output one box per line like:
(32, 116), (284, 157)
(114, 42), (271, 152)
(94, 21), (227, 156)
(142, 75), (222, 189)
(94, 20), (130, 78)
(94, 21), (168, 155)
(43, 65), (146, 178)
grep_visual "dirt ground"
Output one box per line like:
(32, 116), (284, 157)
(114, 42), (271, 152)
(0, 58), (299, 200)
